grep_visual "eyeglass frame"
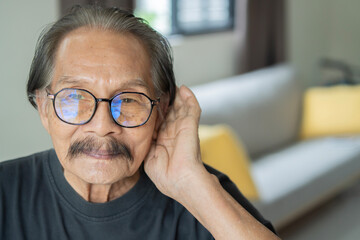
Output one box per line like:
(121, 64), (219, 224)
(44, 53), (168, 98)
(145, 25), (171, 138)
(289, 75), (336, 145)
(46, 88), (160, 128)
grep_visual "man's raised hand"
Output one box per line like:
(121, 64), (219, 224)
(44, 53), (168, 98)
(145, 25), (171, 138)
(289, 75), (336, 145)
(144, 85), (208, 200)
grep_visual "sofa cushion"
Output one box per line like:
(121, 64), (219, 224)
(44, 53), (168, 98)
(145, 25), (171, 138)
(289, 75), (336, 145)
(300, 85), (360, 139)
(251, 137), (360, 227)
(192, 64), (302, 157)
(198, 124), (259, 199)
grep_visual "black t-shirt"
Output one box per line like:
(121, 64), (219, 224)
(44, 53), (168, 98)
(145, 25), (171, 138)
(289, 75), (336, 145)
(0, 149), (275, 239)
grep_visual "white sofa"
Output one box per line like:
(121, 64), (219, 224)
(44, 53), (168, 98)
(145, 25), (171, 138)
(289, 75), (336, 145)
(192, 64), (360, 228)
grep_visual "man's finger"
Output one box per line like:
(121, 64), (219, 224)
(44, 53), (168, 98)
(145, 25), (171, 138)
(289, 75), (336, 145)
(178, 85), (201, 120)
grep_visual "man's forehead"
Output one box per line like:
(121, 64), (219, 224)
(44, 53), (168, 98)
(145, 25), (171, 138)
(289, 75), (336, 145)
(58, 27), (147, 55)
(50, 28), (154, 94)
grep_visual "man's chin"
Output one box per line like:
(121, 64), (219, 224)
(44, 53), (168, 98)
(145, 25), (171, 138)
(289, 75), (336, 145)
(65, 154), (139, 184)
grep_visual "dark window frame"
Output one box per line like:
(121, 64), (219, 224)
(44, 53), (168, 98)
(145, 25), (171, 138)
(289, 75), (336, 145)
(170, 0), (235, 36)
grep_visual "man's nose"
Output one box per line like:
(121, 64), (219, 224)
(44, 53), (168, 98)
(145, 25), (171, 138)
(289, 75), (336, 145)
(84, 102), (120, 137)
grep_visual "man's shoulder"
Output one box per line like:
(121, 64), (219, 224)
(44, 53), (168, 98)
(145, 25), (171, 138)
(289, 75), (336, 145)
(1, 149), (53, 166)
(0, 149), (54, 180)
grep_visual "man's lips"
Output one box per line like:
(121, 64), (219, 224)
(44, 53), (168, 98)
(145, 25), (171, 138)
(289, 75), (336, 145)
(81, 150), (121, 160)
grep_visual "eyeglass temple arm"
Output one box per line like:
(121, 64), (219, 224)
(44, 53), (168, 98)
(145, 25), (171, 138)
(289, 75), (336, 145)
(152, 98), (160, 105)
(47, 92), (55, 100)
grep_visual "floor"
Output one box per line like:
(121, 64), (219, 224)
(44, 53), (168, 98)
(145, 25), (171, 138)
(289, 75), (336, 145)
(278, 178), (360, 240)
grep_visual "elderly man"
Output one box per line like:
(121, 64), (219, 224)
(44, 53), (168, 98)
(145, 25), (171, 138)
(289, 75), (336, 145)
(0, 5), (279, 240)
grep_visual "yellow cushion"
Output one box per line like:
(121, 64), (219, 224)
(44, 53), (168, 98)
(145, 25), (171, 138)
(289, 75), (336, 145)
(300, 85), (360, 139)
(198, 125), (259, 200)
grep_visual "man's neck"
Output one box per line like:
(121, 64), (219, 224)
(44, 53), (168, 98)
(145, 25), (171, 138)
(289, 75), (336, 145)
(63, 170), (141, 203)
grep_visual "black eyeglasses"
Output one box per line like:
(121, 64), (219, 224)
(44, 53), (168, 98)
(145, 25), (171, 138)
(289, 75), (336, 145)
(47, 88), (159, 128)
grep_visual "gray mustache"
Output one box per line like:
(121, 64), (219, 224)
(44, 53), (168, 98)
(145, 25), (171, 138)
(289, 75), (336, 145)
(67, 136), (133, 162)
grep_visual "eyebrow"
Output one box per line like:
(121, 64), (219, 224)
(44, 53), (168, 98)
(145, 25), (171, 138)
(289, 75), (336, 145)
(54, 76), (91, 89)
(54, 76), (152, 93)
(122, 79), (152, 93)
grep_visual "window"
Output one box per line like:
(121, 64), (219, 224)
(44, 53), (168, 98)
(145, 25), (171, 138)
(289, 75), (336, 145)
(135, 0), (235, 36)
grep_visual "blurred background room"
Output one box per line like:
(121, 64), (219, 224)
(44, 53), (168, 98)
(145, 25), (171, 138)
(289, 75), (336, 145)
(1, 0), (360, 239)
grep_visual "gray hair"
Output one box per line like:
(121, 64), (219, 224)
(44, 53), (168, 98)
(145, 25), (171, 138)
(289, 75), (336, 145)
(27, 5), (176, 109)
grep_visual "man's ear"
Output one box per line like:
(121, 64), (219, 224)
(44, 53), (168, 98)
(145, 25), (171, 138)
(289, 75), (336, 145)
(153, 94), (170, 140)
(35, 90), (50, 134)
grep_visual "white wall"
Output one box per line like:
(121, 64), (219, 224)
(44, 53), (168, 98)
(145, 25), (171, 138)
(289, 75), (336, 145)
(287, 0), (360, 87)
(287, 0), (332, 87)
(328, 0), (360, 66)
(0, 0), (57, 160)
(172, 32), (238, 86)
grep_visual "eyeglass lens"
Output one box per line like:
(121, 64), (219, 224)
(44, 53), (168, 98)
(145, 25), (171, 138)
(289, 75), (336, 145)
(53, 89), (153, 127)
